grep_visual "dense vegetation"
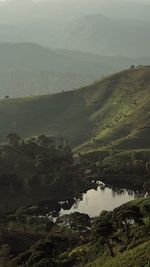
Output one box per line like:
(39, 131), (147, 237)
(1, 198), (150, 267)
(0, 133), (94, 215)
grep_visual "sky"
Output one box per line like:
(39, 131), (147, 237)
(0, 0), (150, 23)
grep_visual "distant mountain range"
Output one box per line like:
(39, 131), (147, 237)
(0, 66), (149, 153)
(0, 42), (150, 98)
(63, 15), (150, 57)
(0, 14), (150, 57)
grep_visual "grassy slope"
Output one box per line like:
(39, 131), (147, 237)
(79, 66), (150, 152)
(0, 90), (92, 145)
(0, 66), (150, 150)
(87, 240), (150, 267)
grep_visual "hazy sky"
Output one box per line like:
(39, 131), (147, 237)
(0, 0), (150, 23)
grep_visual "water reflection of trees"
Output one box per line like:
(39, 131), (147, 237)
(72, 195), (83, 210)
(61, 199), (76, 210)
(39, 197), (82, 217)
(110, 187), (145, 199)
(134, 190), (146, 198)
(111, 187), (126, 198)
(38, 186), (146, 218)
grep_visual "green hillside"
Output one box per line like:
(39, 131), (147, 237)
(87, 240), (150, 267)
(0, 66), (150, 151)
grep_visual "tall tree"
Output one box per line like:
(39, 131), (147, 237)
(92, 218), (114, 257)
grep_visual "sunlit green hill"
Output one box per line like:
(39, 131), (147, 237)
(0, 66), (150, 153)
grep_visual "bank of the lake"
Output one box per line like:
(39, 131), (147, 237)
(100, 174), (149, 190)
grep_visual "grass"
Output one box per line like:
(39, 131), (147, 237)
(86, 240), (150, 267)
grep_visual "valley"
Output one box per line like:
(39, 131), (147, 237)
(0, 66), (150, 266)
(0, 1), (150, 265)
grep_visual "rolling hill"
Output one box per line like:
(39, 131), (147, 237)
(1, 43), (150, 98)
(0, 66), (149, 153)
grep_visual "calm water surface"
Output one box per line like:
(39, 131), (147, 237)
(60, 186), (135, 217)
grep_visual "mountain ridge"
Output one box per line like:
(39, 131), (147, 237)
(1, 42), (150, 98)
(0, 12), (150, 57)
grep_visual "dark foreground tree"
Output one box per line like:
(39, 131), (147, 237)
(92, 218), (114, 257)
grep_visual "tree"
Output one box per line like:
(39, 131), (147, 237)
(99, 210), (113, 222)
(143, 182), (150, 195)
(15, 207), (28, 232)
(133, 160), (145, 175)
(7, 133), (20, 147)
(114, 206), (143, 245)
(128, 206), (143, 225)
(92, 218), (114, 257)
(142, 205), (150, 221)
(69, 212), (91, 232)
(56, 212), (90, 233)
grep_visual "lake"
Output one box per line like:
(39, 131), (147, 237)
(59, 186), (136, 217)
(40, 184), (139, 218)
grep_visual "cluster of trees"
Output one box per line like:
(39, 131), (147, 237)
(1, 201), (150, 267)
(1, 208), (90, 236)
(0, 133), (75, 189)
(98, 151), (150, 178)
(91, 205), (146, 257)
(1, 206), (54, 234)
(7, 133), (70, 151)
(0, 133), (93, 207)
(102, 159), (150, 176)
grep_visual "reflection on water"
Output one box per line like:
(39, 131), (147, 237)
(60, 186), (135, 217)
(39, 185), (139, 218)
